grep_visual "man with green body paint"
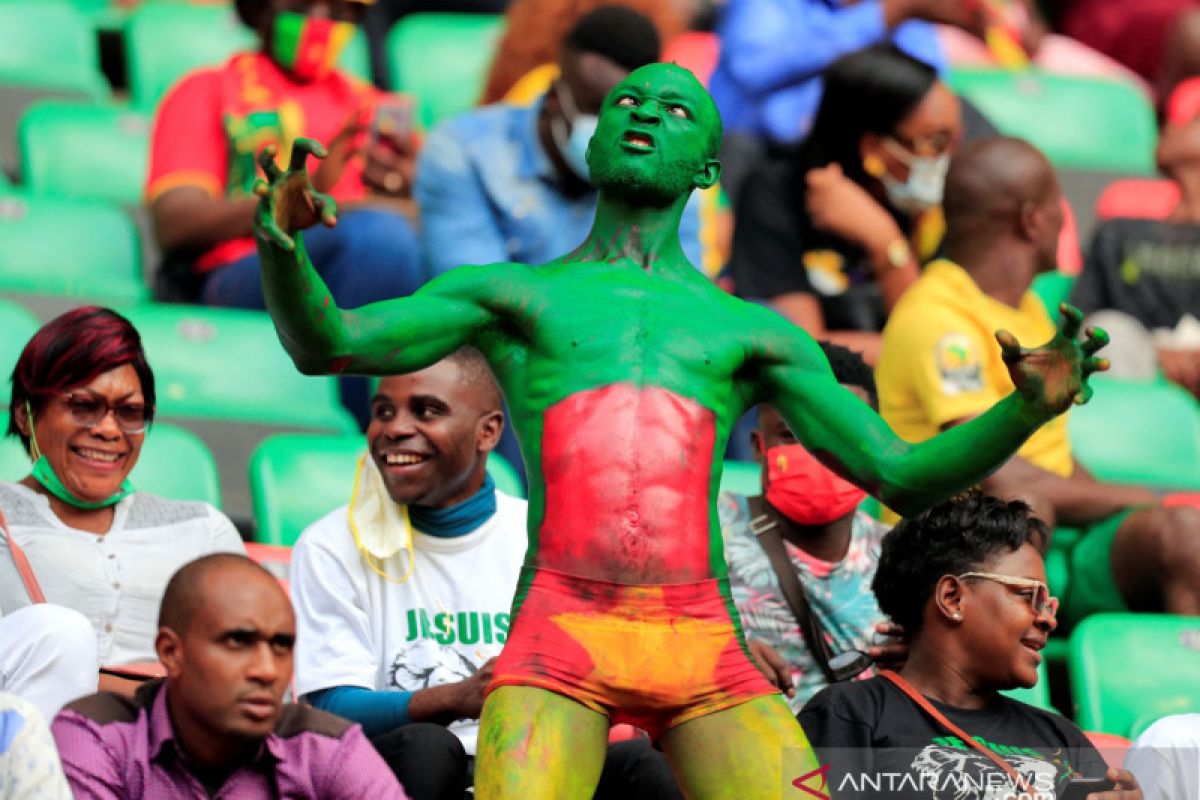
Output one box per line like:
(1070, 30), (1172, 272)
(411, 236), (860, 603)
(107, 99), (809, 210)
(253, 63), (1108, 799)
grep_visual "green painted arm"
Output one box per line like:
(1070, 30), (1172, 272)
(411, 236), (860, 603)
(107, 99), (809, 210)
(253, 138), (495, 376)
(758, 304), (1109, 517)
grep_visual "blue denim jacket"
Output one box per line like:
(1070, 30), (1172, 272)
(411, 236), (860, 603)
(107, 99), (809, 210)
(708, 0), (945, 146)
(415, 98), (706, 278)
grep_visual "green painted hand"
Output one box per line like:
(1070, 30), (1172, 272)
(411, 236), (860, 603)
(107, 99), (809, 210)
(996, 302), (1110, 415)
(252, 137), (338, 252)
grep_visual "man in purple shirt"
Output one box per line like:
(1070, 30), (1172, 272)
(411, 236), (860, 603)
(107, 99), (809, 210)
(51, 553), (407, 799)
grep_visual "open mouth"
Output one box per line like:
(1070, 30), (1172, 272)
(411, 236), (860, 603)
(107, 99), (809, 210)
(622, 130), (654, 150)
(382, 452), (430, 467)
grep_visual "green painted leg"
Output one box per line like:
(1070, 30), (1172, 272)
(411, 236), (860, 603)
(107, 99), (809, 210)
(474, 686), (611, 800)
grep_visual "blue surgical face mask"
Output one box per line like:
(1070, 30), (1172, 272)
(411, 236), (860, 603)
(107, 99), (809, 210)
(550, 82), (598, 183)
(880, 137), (950, 215)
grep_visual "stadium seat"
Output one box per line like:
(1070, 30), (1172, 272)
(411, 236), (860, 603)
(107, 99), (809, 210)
(114, 304), (358, 432)
(0, 296), (39, 381)
(0, 0), (109, 98)
(18, 101), (151, 206)
(1069, 613), (1200, 736)
(946, 69), (1157, 174)
(128, 422), (222, 506)
(1095, 178), (1179, 221)
(0, 437), (27, 482)
(1030, 271), (1076, 318)
(1083, 731), (1132, 771)
(1068, 377), (1200, 490)
(0, 193), (146, 301)
(662, 32), (720, 88)
(124, 3), (370, 110)
(245, 541), (293, 591)
(386, 13), (504, 130)
(1000, 661), (1053, 711)
(249, 432), (525, 546)
(719, 459), (760, 497)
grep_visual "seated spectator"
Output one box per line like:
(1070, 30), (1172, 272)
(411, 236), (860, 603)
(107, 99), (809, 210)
(799, 491), (1142, 799)
(730, 44), (963, 363)
(414, 6), (708, 279)
(0, 308), (244, 691)
(1070, 78), (1200, 397)
(1125, 713), (1200, 799)
(0, 693), (71, 800)
(0, 606), (98, 719)
(720, 342), (900, 710)
(877, 136), (1200, 625)
(478, 0), (684, 104)
(293, 349), (682, 799)
(53, 554), (407, 798)
(147, 0), (422, 309)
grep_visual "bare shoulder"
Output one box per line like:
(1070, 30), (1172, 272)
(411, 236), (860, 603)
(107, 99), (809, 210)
(735, 298), (826, 369)
(418, 261), (540, 304)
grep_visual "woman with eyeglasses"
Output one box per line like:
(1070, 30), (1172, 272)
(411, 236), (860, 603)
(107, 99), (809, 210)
(0, 307), (243, 695)
(729, 43), (975, 365)
(799, 490), (1142, 800)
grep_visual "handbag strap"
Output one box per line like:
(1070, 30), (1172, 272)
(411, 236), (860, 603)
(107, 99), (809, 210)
(747, 496), (839, 684)
(1, 508), (46, 604)
(879, 670), (1031, 795)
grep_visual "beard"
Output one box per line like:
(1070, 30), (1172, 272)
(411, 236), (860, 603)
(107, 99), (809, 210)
(588, 150), (697, 208)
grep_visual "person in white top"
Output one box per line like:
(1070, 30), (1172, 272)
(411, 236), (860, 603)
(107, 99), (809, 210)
(1125, 713), (1200, 800)
(0, 307), (243, 700)
(294, 348), (682, 800)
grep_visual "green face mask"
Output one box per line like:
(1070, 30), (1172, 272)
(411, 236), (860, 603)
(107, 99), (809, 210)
(25, 401), (134, 510)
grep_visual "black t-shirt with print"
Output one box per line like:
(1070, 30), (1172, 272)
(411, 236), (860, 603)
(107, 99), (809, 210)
(1071, 217), (1200, 330)
(798, 676), (1108, 800)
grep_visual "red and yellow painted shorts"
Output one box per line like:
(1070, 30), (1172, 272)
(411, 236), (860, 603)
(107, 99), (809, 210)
(488, 568), (778, 740)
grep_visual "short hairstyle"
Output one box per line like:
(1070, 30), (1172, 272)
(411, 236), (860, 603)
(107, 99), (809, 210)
(872, 490), (1050, 638)
(8, 306), (156, 455)
(818, 340), (878, 409)
(794, 43), (938, 186)
(443, 346), (503, 414)
(563, 6), (661, 71)
(159, 553), (280, 635)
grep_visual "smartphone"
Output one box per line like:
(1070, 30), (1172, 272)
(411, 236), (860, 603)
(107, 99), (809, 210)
(1060, 777), (1117, 800)
(371, 95), (415, 144)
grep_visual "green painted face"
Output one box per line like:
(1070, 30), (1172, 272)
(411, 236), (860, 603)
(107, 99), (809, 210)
(586, 63), (722, 206)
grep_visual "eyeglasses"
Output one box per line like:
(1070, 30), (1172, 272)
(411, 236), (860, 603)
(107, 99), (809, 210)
(887, 131), (956, 158)
(956, 572), (1059, 618)
(60, 392), (150, 435)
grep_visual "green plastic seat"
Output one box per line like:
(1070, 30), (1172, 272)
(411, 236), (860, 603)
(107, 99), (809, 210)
(127, 422), (222, 506)
(718, 459), (760, 497)
(0, 437), (28, 482)
(1069, 613), (1200, 735)
(946, 69), (1157, 174)
(0, 0), (109, 98)
(18, 101), (151, 205)
(124, 3), (370, 110)
(386, 13), (504, 130)
(114, 304), (357, 432)
(1000, 661), (1054, 711)
(0, 296), (39, 381)
(1030, 271), (1076, 319)
(0, 193), (146, 301)
(1068, 377), (1200, 490)
(249, 432), (524, 546)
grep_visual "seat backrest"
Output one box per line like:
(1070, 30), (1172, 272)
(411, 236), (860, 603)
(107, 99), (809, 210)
(386, 13), (504, 131)
(719, 460), (760, 497)
(115, 304), (357, 432)
(1030, 271), (1077, 318)
(1069, 613), (1200, 735)
(249, 433), (524, 546)
(19, 101), (150, 205)
(123, 3), (370, 110)
(1068, 377), (1200, 491)
(128, 422), (222, 506)
(1095, 178), (1180, 221)
(0, 296), (39, 381)
(0, 1), (107, 96)
(1000, 661), (1054, 711)
(244, 541), (293, 592)
(0, 193), (146, 301)
(0, 438), (29, 483)
(946, 69), (1157, 174)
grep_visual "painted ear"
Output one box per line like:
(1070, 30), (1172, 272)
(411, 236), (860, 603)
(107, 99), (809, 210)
(693, 159), (721, 191)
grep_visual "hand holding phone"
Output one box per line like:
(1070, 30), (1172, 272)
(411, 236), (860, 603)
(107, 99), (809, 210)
(1060, 777), (1117, 800)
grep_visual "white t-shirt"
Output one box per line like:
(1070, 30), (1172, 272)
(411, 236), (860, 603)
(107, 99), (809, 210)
(292, 491), (528, 755)
(0, 483), (244, 664)
(1125, 714), (1200, 800)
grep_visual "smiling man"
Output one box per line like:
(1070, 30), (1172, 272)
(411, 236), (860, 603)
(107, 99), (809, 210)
(51, 553), (406, 798)
(255, 62), (1106, 798)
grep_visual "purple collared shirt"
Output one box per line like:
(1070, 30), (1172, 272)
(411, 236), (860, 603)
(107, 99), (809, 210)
(51, 681), (408, 799)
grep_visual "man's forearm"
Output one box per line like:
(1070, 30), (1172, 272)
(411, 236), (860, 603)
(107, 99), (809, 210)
(982, 461), (1157, 527)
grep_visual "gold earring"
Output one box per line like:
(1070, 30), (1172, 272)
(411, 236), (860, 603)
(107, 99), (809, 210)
(863, 154), (886, 178)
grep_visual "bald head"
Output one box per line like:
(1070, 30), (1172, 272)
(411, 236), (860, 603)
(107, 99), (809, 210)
(159, 553), (287, 636)
(943, 137), (1056, 238)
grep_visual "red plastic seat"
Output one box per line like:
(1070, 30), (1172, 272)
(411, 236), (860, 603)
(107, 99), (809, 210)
(1084, 731), (1132, 771)
(1095, 179), (1179, 221)
(663, 32), (720, 87)
(245, 541), (293, 594)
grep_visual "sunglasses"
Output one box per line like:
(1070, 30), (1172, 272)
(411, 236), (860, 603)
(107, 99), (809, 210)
(956, 571), (1059, 618)
(61, 392), (150, 435)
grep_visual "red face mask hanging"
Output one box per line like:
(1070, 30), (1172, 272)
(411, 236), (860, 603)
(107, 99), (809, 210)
(764, 444), (866, 525)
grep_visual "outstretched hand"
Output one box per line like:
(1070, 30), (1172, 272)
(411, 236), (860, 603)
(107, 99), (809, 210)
(997, 303), (1110, 417)
(252, 137), (338, 252)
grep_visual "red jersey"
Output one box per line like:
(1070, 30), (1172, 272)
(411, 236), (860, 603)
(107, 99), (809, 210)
(146, 52), (377, 272)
